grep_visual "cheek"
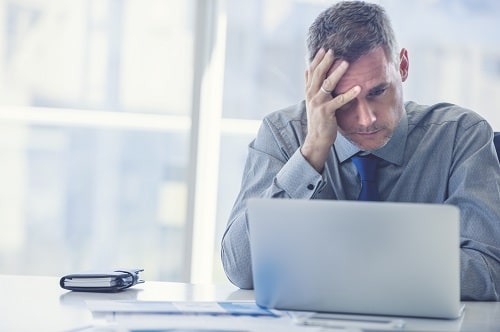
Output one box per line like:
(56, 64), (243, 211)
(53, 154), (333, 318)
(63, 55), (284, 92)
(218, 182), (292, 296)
(335, 109), (353, 131)
(383, 91), (404, 122)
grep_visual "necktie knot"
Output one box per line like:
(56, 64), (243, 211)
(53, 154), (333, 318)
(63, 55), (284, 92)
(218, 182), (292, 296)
(352, 154), (380, 201)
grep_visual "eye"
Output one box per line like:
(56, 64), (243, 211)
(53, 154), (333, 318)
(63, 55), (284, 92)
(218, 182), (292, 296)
(368, 86), (387, 97)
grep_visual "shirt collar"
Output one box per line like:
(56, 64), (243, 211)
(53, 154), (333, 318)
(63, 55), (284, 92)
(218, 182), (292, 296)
(334, 109), (408, 166)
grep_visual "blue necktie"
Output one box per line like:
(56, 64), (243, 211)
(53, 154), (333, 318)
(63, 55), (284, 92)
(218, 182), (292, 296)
(352, 154), (380, 201)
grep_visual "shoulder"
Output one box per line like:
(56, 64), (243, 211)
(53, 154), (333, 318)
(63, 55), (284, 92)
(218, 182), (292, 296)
(253, 101), (308, 152)
(405, 101), (490, 133)
(262, 100), (307, 131)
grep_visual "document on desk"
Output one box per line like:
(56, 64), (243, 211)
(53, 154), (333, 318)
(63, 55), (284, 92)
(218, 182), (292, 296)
(86, 300), (279, 317)
(85, 301), (463, 332)
(85, 300), (305, 332)
(85, 301), (317, 332)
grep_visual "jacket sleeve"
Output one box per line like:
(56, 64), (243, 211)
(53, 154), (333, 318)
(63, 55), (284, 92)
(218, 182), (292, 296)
(448, 121), (500, 300)
(220, 113), (325, 289)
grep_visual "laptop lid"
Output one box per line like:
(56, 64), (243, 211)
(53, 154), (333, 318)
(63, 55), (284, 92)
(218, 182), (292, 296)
(248, 198), (461, 319)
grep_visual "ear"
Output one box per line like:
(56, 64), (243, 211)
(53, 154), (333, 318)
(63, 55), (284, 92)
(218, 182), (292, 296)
(399, 48), (409, 82)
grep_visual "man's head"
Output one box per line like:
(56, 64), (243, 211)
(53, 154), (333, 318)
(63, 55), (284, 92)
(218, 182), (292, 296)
(307, 1), (408, 151)
(306, 1), (399, 65)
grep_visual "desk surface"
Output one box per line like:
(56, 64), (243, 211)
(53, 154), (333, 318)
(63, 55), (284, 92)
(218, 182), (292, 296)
(1, 274), (499, 332)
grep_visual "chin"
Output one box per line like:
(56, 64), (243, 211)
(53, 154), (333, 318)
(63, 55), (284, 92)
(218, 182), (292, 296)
(351, 136), (390, 151)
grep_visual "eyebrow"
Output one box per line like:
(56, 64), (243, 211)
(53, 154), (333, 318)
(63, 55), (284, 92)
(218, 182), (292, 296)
(333, 81), (389, 97)
(367, 82), (390, 94)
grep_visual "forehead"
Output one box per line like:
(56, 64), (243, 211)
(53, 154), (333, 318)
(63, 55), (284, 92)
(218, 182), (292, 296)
(334, 47), (392, 94)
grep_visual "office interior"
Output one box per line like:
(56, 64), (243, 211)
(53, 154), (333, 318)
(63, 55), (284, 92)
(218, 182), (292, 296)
(0, 0), (499, 286)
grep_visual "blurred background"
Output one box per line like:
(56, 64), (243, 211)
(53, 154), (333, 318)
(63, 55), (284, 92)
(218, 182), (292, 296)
(0, 0), (499, 285)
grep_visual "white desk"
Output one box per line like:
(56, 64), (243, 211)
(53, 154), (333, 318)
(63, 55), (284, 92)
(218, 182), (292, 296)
(1, 274), (499, 331)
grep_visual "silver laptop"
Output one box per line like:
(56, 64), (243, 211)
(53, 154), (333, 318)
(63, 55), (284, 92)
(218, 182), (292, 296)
(247, 198), (462, 319)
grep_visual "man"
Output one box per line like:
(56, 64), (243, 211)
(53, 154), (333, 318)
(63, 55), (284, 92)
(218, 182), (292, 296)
(221, 1), (500, 300)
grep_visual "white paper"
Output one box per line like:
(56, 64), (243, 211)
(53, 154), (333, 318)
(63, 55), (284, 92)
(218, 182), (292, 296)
(85, 300), (464, 332)
(86, 300), (279, 317)
(65, 277), (117, 287)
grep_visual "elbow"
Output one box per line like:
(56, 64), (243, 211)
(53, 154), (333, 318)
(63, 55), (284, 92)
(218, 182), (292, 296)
(226, 271), (254, 290)
(221, 246), (254, 290)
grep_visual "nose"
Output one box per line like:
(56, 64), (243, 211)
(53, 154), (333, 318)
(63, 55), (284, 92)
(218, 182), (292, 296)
(354, 100), (376, 128)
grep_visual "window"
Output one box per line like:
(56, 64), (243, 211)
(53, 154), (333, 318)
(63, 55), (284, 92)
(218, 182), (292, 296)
(1, 0), (499, 285)
(0, 0), (197, 281)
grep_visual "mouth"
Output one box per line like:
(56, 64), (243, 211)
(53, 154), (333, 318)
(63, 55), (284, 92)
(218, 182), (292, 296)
(355, 129), (381, 137)
(346, 129), (389, 151)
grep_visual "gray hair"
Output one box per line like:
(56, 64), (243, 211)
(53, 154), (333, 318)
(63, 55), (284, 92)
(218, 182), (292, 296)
(306, 1), (399, 64)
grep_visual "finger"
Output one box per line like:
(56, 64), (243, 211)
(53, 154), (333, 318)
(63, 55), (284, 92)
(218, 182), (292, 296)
(306, 48), (326, 89)
(322, 60), (349, 94)
(329, 85), (361, 109)
(310, 48), (326, 72)
(326, 58), (347, 77)
(310, 49), (334, 93)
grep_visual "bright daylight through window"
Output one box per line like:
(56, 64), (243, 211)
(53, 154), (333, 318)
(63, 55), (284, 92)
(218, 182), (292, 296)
(0, 0), (499, 284)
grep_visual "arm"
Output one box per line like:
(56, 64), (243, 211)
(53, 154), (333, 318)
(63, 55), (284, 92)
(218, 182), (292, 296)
(448, 122), (500, 300)
(302, 48), (360, 172)
(221, 49), (360, 289)
(220, 115), (326, 289)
